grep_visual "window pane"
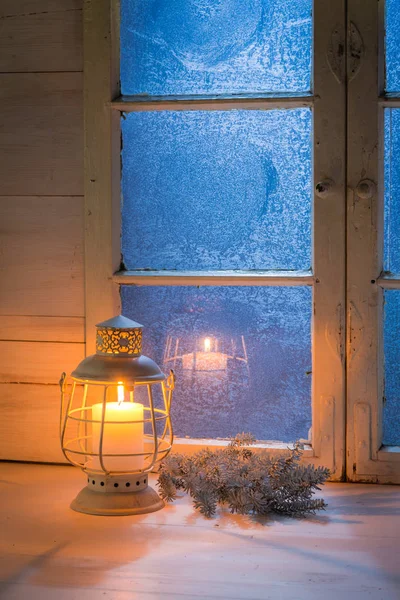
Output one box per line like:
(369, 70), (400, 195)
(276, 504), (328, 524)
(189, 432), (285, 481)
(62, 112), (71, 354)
(122, 109), (312, 271)
(120, 0), (312, 96)
(384, 290), (400, 445)
(386, 0), (400, 93)
(121, 285), (312, 442)
(384, 109), (400, 273)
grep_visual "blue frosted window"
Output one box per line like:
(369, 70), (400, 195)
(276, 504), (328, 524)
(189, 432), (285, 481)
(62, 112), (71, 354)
(120, 0), (312, 96)
(384, 290), (400, 445)
(121, 286), (312, 442)
(384, 109), (400, 273)
(122, 109), (312, 271)
(386, 0), (400, 92)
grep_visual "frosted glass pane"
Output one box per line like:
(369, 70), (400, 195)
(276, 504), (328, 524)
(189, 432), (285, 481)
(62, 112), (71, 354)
(122, 110), (312, 271)
(386, 0), (400, 92)
(384, 290), (400, 445)
(120, 0), (312, 96)
(384, 109), (400, 273)
(121, 286), (312, 442)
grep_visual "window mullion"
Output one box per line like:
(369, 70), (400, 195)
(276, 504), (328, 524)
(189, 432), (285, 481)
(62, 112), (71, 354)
(346, 0), (386, 481)
(110, 95), (313, 112)
(113, 270), (314, 286)
(311, 0), (346, 477)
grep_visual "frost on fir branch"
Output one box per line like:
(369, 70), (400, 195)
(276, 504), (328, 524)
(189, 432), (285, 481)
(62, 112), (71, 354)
(157, 434), (329, 518)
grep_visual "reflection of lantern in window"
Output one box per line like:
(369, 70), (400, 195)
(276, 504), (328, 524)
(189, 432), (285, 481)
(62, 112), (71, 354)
(164, 333), (249, 376)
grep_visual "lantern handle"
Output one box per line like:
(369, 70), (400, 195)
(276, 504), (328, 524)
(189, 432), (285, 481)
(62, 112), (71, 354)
(59, 372), (67, 437)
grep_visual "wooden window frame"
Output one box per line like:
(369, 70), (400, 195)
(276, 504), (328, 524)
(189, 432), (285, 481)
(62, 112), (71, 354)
(83, 0), (346, 479)
(347, 0), (400, 484)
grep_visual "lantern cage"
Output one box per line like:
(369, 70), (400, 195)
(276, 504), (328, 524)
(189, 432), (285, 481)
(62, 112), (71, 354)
(60, 315), (174, 516)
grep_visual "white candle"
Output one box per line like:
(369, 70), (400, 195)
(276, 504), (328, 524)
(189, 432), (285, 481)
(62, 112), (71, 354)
(182, 337), (228, 371)
(90, 399), (144, 472)
(182, 351), (228, 371)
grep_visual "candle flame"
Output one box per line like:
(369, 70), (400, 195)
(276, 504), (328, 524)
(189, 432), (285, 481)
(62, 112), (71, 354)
(204, 337), (211, 352)
(117, 382), (124, 406)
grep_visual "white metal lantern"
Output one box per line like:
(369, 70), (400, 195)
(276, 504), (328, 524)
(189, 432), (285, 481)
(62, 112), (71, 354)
(60, 315), (174, 516)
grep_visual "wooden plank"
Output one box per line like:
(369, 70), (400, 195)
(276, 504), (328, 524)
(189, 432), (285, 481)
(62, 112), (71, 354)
(0, 73), (83, 196)
(111, 95), (314, 112)
(0, 341), (84, 384)
(84, 0), (121, 354)
(114, 270), (314, 286)
(311, 0), (346, 478)
(0, 197), (84, 317)
(0, 316), (84, 342)
(0, 384), (66, 462)
(0, 1), (82, 73)
(0, 0), (80, 17)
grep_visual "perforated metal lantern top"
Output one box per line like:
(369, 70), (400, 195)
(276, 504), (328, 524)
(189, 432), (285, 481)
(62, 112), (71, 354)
(71, 315), (165, 384)
(96, 315), (143, 356)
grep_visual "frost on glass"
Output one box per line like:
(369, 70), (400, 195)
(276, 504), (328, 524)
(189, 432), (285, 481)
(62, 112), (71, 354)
(121, 109), (312, 271)
(386, 0), (400, 92)
(384, 291), (400, 446)
(121, 285), (312, 442)
(120, 0), (312, 96)
(384, 109), (400, 274)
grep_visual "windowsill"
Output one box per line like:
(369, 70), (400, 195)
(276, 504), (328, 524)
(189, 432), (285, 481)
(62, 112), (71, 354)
(0, 461), (399, 599)
(172, 437), (314, 457)
(378, 445), (400, 461)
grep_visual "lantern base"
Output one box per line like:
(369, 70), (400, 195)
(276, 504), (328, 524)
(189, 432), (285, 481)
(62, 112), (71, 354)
(70, 484), (164, 516)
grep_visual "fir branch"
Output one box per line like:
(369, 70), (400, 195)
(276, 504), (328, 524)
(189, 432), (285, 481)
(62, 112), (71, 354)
(157, 434), (329, 518)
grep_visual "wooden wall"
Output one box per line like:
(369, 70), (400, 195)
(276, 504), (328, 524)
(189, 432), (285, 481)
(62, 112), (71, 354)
(0, 1), (84, 462)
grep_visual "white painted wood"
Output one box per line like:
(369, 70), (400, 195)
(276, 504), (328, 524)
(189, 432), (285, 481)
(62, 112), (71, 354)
(0, 0), (82, 73)
(0, 317), (84, 343)
(377, 275), (400, 288)
(111, 95), (314, 112)
(311, 0), (346, 479)
(0, 341), (84, 384)
(0, 385), (66, 462)
(173, 437), (314, 459)
(0, 463), (400, 600)
(0, 197), (84, 317)
(378, 96), (400, 107)
(346, 0), (400, 482)
(114, 270), (314, 286)
(84, 0), (121, 355)
(0, 73), (83, 196)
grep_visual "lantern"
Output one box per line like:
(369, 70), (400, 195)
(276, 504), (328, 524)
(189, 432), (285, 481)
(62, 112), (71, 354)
(60, 315), (174, 516)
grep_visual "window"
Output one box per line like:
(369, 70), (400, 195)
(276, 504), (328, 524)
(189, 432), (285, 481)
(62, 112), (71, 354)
(84, 1), (400, 482)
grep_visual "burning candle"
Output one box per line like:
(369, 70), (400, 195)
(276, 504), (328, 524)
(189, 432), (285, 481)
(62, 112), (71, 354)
(90, 384), (145, 472)
(182, 337), (228, 371)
